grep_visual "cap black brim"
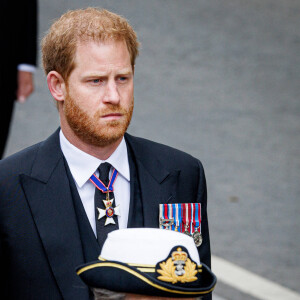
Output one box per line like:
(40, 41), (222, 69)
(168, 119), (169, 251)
(77, 260), (217, 298)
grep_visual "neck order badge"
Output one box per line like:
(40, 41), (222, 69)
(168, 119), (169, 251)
(159, 203), (202, 247)
(90, 168), (120, 226)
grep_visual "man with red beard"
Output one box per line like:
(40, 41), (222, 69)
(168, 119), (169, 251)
(0, 8), (212, 300)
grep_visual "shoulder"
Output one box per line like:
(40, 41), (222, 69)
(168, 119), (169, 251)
(125, 133), (203, 170)
(0, 142), (41, 178)
(0, 142), (43, 203)
(0, 129), (60, 179)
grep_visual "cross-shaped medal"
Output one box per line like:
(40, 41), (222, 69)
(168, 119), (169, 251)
(97, 192), (120, 226)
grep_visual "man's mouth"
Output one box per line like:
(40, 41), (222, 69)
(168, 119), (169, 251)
(101, 113), (123, 121)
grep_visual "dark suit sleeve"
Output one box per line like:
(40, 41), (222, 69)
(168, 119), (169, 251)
(17, 0), (38, 65)
(0, 194), (9, 299)
(196, 160), (213, 300)
(196, 160), (211, 268)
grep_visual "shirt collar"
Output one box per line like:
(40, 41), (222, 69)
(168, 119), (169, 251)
(59, 130), (130, 188)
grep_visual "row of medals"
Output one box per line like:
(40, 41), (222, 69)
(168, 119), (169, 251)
(160, 218), (202, 247)
(100, 190), (202, 247)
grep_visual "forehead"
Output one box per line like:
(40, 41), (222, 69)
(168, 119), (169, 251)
(74, 39), (132, 70)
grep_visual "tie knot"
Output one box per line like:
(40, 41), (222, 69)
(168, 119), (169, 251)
(98, 162), (111, 185)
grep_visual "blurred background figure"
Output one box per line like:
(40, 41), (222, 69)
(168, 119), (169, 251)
(0, 0), (37, 158)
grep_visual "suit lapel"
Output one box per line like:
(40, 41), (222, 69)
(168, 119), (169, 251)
(125, 134), (180, 227)
(20, 130), (89, 299)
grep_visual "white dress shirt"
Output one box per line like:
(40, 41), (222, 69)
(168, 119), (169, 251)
(59, 130), (130, 235)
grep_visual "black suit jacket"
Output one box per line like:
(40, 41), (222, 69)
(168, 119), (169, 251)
(0, 130), (210, 300)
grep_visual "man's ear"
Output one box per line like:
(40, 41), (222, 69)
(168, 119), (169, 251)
(47, 71), (67, 103)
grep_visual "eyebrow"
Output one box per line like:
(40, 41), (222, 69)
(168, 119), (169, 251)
(82, 69), (133, 78)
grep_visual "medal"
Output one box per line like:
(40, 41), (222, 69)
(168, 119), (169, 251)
(182, 203), (192, 236)
(90, 168), (120, 226)
(159, 218), (174, 229)
(193, 230), (202, 247)
(97, 193), (120, 226)
(169, 204), (175, 231)
(184, 224), (192, 236)
(193, 203), (202, 247)
(159, 204), (174, 229)
(159, 203), (202, 245)
(173, 203), (182, 232)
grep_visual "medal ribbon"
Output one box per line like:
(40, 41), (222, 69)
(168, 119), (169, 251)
(182, 203), (186, 229)
(159, 204), (163, 229)
(89, 168), (118, 193)
(191, 203), (195, 234)
(182, 203), (191, 232)
(168, 204), (174, 231)
(161, 204), (173, 229)
(179, 203), (183, 232)
(163, 204), (168, 221)
(195, 203), (201, 233)
(188, 203), (192, 234)
(173, 203), (182, 232)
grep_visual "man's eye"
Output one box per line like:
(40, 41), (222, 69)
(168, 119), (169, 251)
(91, 79), (101, 84)
(119, 76), (127, 82)
(88, 78), (104, 85)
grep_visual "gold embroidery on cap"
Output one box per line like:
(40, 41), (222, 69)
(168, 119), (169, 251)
(157, 247), (198, 284)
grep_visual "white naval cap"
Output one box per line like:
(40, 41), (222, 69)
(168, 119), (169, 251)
(100, 227), (201, 265)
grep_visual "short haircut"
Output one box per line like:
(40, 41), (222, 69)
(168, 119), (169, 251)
(41, 7), (139, 81)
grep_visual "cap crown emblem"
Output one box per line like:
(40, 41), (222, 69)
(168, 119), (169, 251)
(157, 247), (198, 284)
(172, 247), (187, 263)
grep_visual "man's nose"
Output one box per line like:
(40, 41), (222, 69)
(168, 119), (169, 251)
(103, 81), (120, 104)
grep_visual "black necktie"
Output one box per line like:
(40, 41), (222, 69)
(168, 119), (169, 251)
(94, 162), (119, 249)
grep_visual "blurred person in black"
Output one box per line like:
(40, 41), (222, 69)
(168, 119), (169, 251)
(0, 0), (38, 158)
